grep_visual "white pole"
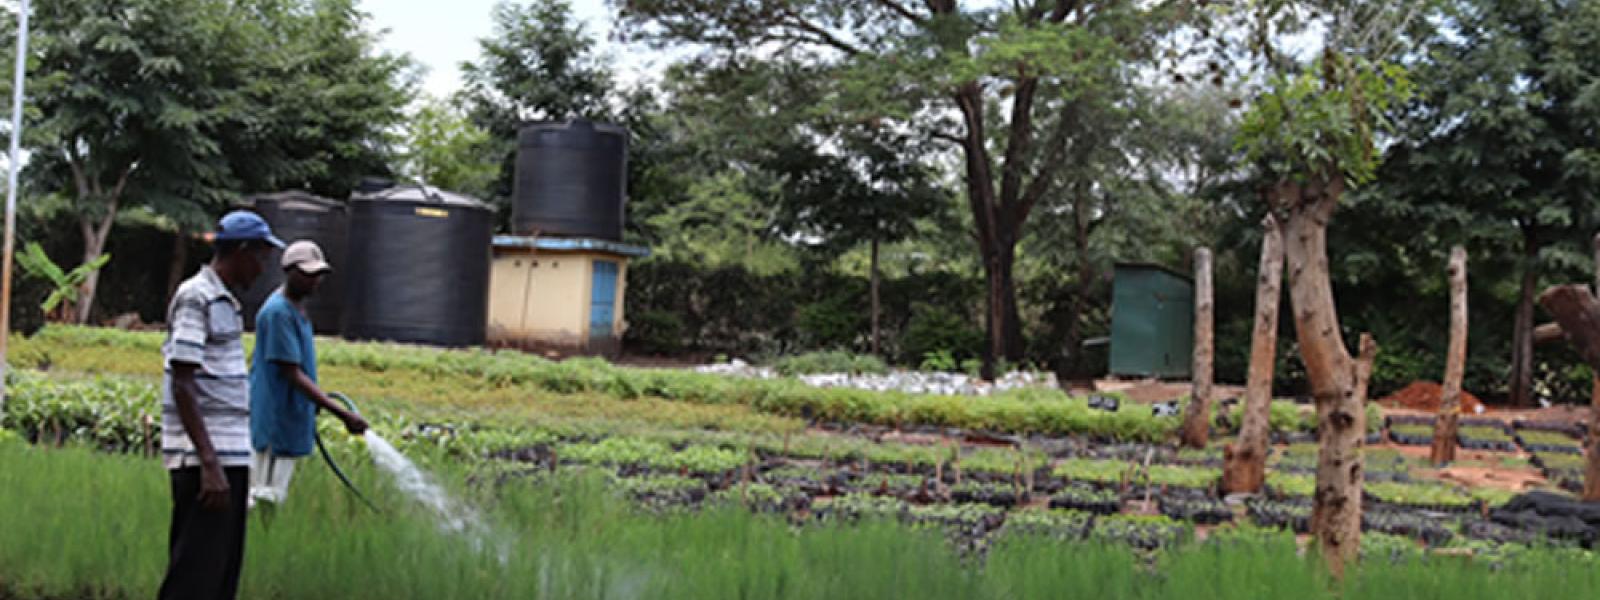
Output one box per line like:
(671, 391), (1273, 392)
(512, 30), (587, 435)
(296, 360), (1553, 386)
(0, 0), (30, 417)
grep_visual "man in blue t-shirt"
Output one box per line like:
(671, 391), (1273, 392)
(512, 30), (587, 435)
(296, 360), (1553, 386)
(248, 240), (367, 508)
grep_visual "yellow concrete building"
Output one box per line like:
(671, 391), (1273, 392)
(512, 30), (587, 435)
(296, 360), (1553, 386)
(487, 236), (650, 356)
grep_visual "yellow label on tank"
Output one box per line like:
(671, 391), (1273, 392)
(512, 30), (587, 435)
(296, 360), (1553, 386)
(415, 207), (449, 218)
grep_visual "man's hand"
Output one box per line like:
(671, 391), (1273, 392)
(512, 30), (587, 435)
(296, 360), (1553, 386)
(199, 461), (232, 511)
(341, 412), (369, 436)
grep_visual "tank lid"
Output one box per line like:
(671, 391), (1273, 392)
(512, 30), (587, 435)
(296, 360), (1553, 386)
(350, 183), (493, 210)
(248, 190), (343, 212)
(517, 118), (628, 136)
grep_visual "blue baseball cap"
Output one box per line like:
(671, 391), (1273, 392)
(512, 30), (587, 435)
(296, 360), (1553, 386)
(213, 210), (285, 248)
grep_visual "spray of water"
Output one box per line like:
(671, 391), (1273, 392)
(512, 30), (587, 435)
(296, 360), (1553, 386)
(363, 431), (487, 539)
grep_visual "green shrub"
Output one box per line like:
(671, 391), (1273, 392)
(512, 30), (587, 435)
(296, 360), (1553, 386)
(1, 372), (158, 453)
(625, 309), (688, 355)
(795, 293), (866, 350)
(919, 350), (959, 372)
(899, 303), (982, 367)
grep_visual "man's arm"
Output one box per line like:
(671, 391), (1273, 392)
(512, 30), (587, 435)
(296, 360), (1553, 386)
(171, 361), (231, 510)
(275, 361), (368, 435)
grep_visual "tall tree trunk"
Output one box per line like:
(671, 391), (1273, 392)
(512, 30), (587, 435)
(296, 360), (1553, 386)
(1060, 213), (1095, 376)
(1511, 234), (1539, 407)
(980, 238), (1021, 380)
(1431, 246), (1468, 465)
(1275, 173), (1375, 579)
(870, 236), (881, 356)
(1180, 247), (1215, 449)
(75, 210), (117, 325)
(1223, 214), (1284, 494)
(166, 230), (190, 306)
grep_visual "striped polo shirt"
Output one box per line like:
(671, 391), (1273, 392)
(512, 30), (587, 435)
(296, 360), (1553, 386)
(161, 266), (252, 470)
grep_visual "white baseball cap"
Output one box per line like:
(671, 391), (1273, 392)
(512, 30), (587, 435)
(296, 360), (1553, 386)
(281, 240), (332, 275)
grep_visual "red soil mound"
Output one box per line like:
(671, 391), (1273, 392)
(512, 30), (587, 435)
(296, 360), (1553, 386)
(1380, 380), (1486, 414)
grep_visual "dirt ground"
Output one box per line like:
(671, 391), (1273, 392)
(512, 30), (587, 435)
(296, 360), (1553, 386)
(1080, 378), (1248, 403)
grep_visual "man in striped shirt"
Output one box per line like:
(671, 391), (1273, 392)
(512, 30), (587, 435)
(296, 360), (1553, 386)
(158, 211), (282, 600)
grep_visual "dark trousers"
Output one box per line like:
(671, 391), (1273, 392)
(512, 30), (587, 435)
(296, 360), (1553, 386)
(158, 466), (249, 600)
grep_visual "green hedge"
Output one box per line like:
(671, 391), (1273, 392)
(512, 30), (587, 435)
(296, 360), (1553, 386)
(13, 327), (1385, 443)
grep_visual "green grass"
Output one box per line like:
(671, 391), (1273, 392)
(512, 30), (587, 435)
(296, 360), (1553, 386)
(6, 440), (1600, 599)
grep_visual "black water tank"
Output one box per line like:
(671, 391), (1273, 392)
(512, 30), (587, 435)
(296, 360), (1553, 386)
(512, 120), (628, 240)
(342, 185), (493, 347)
(239, 191), (348, 334)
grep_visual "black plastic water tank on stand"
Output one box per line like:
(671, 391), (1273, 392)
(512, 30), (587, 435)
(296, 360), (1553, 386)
(239, 191), (348, 334)
(342, 185), (493, 347)
(512, 120), (628, 240)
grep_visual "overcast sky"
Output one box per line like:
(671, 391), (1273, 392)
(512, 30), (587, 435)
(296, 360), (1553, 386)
(360, 0), (636, 99)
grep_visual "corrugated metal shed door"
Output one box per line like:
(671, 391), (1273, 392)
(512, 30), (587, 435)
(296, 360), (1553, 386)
(590, 260), (619, 342)
(1108, 264), (1194, 378)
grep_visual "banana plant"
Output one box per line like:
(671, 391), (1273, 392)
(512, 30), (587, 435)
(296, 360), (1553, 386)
(15, 242), (112, 322)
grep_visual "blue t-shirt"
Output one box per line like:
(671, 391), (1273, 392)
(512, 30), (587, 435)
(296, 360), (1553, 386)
(249, 291), (319, 457)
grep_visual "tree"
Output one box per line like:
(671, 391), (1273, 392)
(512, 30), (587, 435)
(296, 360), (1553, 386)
(1018, 82), (1235, 379)
(1229, 0), (1424, 577)
(643, 170), (800, 275)
(1380, 0), (1600, 407)
(220, 0), (414, 199)
(617, 0), (1183, 378)
(401, 97), (499, 198)
(660, 57), (948, 355)
(4, 0), (413, 323)
(459, 0), (616, 218)
(6, 0), (249, 323)
(1431, 246), (1468, 464)
(1222, 215), (1284, 494)
(1180, 247), (1215, 448)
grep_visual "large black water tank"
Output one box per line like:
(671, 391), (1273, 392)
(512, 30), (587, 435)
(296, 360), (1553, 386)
(239, 191), (348, 334)
(342, 185), (493, 347)
(512, 120), (628, 240)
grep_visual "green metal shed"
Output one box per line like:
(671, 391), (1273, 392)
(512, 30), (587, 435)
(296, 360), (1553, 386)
(1109, 263), (1194, 378)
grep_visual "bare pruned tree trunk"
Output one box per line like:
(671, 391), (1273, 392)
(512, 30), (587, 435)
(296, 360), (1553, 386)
(1536, 284), (1600, 502)
(1274, 172), (1376, 578)
(1180, 247), (1215, 449)
(1431, 246), (1468, 465)
(1223, 215), (1284, 494)
(1590, 234), (1600, 501)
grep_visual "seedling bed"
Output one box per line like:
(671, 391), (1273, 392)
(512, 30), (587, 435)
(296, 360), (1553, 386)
(1513, 420), (1586, 438)
(1362, 508), (1455, 546)
(1048, 483), (1122, 515)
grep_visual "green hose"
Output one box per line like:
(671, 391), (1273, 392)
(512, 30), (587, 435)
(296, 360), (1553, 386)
(319, 392), (380, 513)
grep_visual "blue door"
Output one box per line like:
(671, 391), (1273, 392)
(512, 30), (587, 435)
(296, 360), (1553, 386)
(590, 261), (619, 344)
